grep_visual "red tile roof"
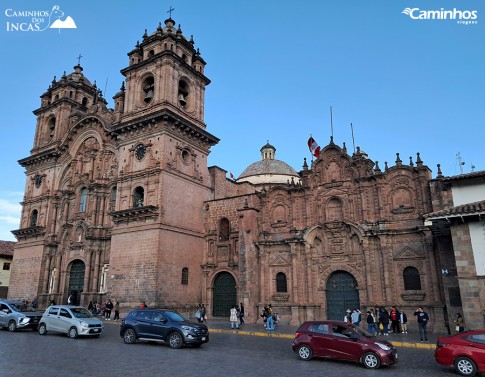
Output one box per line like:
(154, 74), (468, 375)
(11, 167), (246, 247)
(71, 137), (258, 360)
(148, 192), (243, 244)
(440, 170), (485, 182)
(424, 200), (485, 220)
(0, 241), (15, 258)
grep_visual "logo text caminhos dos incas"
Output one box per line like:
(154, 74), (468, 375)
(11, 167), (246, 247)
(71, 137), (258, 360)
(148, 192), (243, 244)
(5, 5), (77, 32)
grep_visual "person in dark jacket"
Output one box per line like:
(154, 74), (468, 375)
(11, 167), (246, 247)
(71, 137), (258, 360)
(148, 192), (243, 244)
(379, 308), (390, 336)
(414, 307), (429, 342)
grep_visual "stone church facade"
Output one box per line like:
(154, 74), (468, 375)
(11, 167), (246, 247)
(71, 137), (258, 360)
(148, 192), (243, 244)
(9, 18), (455, 330)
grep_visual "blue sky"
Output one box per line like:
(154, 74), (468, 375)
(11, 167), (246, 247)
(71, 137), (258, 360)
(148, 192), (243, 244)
(0, 0), (483, 241)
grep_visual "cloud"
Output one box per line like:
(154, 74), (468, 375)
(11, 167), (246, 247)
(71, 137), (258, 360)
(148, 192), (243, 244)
(0, 195), (22, 241)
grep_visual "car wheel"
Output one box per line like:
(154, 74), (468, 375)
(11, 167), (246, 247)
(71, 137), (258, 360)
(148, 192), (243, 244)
(363, 352), (381, 369)
(38, 323), (47, 335)
(68, 327), (78, 339)
(123, 329), (137, 344)
(8, 321), (17, 332)
(454, 356), (477, 376)
(168, 331), (183, 349)
(297, 345), (313, 361)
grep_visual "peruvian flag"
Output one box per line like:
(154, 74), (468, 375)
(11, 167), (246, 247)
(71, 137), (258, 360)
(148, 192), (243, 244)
(308, 136), (320, 158)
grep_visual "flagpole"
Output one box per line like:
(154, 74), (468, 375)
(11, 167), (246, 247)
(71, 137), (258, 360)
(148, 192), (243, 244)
(351, 122), (356, 154)
(330, 106), (334, 143)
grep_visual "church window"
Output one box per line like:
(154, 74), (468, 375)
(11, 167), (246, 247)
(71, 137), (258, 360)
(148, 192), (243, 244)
(276, 272), (288, 292)
(181, 149), (190, 165)
(79, 187), (88, 212)
(30, 209), (38, 227)
(82, 97), (88, 107)
(111, 186), (117, 202)
(133, 187), (144, 207)
(142, 76), (155, 104)
(181, 267), (189, 285)
(219, 218), (230, 241)
(47, 117), (56, 139)
(403, 266), (421, 290)
(178, 80), (189, 108)
(326, 198), (343, 221)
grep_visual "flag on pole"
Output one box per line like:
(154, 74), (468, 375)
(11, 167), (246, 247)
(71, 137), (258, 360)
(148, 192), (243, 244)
(230, 172), (235, 180)
(307, 136), (320, 158)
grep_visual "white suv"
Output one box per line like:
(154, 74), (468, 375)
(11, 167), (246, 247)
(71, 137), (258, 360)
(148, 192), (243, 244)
(38, 305), (103, 338)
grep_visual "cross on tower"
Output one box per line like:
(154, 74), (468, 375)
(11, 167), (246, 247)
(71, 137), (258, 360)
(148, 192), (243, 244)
(167, 6), (175, 18)
(76, 53), (83, 65)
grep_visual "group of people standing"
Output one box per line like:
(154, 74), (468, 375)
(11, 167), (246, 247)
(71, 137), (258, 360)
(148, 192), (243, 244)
(87, 299), (120, 320)
(229, 303), (245, 329)
(195, 303), (207, 323)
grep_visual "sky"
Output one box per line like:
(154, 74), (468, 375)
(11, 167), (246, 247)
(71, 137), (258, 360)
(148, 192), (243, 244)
(0, 0), (483, 242)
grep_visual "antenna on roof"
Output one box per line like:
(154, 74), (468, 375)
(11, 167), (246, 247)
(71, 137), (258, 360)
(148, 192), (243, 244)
(470, 163), (475, 173)
(456, 152), (465, 174)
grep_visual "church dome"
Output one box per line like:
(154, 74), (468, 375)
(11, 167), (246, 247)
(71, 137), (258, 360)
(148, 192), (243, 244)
(237, 142), (301, 185)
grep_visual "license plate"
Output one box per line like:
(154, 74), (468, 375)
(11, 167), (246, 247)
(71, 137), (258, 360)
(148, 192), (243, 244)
(93, 329), (100, 332)
(202, 337), (206, 341)
(395, 353), (398, 359)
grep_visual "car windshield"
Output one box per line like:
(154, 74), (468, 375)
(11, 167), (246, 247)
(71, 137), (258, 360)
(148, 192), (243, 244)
(70, 308), (93, 318)
(164, 311), (188, 322)
(10, 303), (36, 312)
(351, 324), (374, 338)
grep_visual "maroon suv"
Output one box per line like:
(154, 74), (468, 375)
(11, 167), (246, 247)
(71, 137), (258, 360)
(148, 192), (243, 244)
(292, 320), (397, 369)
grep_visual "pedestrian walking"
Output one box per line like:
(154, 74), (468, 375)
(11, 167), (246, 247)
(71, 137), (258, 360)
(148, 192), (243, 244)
(344, 309), (352, 324)
(230, 305), (239, 329)
(414, 307), (429, 342)
(195, 304), (203, 323)
(351, 309), (361, 326)
(400, 311), (408, 334)
(67, 294), (73, 305)
(379, 308), (390, 336)
(113, 301), (120, 320)
(239, 302), (245, 326)
(366, 310), (376, 335)
(201, 304), (207, 323)
(390, 306), (401, 334)
(105, 299), (114, 319)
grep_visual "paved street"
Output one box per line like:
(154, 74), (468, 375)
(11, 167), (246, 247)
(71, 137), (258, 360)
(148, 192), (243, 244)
(0, 321), (457, 377)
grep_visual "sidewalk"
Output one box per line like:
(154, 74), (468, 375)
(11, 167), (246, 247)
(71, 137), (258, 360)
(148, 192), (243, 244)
(203, 318), (440, 350)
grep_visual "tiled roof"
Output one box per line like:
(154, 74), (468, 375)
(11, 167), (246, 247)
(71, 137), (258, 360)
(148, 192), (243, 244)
(0, 241), (15, 258)
(424, 200), (485, 220)
(440, 170), (485, 182)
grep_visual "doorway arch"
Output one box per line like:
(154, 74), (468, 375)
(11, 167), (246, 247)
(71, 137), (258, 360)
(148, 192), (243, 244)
(212, 271), (236, 317)
(68, 260), (85, 306)
(326, 270), (360, 320)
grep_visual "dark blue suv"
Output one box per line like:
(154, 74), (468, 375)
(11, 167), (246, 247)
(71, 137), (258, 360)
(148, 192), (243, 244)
(120, 309), (209, 348)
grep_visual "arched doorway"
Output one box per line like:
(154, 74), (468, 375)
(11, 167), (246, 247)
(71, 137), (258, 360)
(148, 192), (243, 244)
(68, 260), (85, 306)
(212, 272), (236, 317)
(326, 271), (360, 320)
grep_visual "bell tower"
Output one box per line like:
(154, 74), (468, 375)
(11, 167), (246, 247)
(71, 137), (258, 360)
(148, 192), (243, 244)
(117, 17), (209, 129)
(108, 16), (219, 309)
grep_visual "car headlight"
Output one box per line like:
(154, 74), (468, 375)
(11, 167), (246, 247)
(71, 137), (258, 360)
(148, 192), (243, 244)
(181, 325), (193, 333)
(19, 316), (30, 324)
(80, 321), (89, 328)
(375, 342), (391, 351)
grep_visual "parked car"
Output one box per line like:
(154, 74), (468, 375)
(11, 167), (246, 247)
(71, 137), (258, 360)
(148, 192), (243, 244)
(38, 305), (103, 338)
(120, 308), (209, 348)
(0, 299), (43, 331)
(435, 330), (485, 376)
(292, 320), (397, 369)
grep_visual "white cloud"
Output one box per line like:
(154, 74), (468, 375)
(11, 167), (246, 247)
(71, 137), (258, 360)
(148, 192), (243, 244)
(0, 194), (22, 241)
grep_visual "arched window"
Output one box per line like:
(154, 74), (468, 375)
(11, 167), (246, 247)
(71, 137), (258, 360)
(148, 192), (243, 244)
(181, 267), (189, 285)
(178, 80), (189, 108)
(403, 266), (422, 290)
(79, 187), (88, 212)
(276, 272), (288, 293)
(30, 209), (38, 227)
(133, 187), (144, 207)
(48, 117), (56, 139)
(219, 218), (230, 241)
(142, 76), (154, 104)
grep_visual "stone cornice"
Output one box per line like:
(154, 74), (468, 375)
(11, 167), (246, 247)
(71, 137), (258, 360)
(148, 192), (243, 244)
(110, 205), (159, 224)
(11, 226), (47, 241)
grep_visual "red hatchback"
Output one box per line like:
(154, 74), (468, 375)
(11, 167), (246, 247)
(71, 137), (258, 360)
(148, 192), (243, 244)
(435, 330), (485, 376)
(292, 320), (397, 369)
